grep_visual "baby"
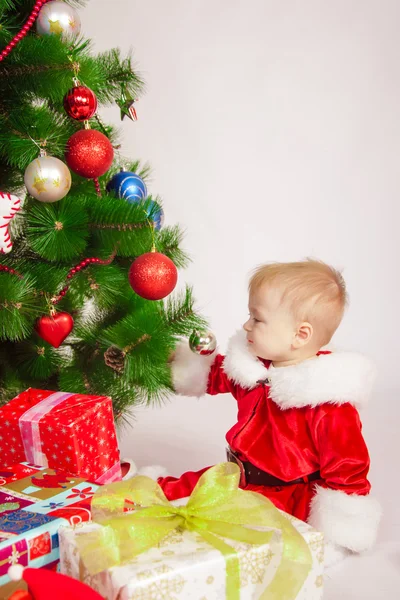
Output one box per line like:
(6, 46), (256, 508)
(155, 260), (381, 564)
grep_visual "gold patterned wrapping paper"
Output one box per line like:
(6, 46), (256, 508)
(59, 511), (324, 600)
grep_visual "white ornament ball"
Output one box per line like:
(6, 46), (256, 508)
(24, 155), (72, 203)
(36, 1), (81, 38)
(8, 564), (24, 581)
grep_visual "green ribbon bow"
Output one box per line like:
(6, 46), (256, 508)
(76, 462), (312, 599)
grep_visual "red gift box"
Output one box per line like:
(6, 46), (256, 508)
(0, 389), (122, 484)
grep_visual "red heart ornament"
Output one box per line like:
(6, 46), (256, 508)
(35, 312), (74, 348)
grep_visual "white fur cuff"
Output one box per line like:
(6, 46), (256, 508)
(171, 341), (216, 397)
(137, 465), (169, 480)
(308, 486), (382, 552)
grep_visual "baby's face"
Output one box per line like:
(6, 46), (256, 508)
(243, 286), (297, 363)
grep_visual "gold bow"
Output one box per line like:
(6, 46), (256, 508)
(76, 463), (312, 599)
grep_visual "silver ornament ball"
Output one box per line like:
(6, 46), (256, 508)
(24, 155), (72, 203)
(37, 1), (81, 38)
(189, 330), (217, 356)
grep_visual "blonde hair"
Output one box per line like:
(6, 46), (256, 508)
(249, 259), (348, 345)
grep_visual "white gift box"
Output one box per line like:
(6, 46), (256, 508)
(59, 509), (324, 600)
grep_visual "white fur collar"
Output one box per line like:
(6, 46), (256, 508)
(223, 330), (376, 409)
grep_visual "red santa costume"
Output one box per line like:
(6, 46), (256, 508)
(158, 330), (381, 556)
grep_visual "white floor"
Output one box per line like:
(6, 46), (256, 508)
(324, 542), (400, 599)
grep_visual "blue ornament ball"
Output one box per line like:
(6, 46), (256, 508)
(148, 200), (165, 231)
(106, 169), (147, 203)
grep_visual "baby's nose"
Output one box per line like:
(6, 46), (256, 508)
(243, 319), (251, 332)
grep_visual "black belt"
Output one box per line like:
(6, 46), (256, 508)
(226, 447), (320, 487)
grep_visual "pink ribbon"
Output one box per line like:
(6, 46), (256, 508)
(95, 461), (122, 484)
(19, 392), (73, 466)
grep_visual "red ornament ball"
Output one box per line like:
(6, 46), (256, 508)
(63, 85), (98, 121)
(129, 252), (178, 300)
(65, 129), (114, 179)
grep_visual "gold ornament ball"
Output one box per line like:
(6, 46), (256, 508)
(24, 155), (72, 203)
(36, 1), (81, 38)
(189, 330), (217, 356)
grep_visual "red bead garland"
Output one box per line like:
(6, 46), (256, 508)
(0, 264), (23, 278)
(1, 252), (116, 304)
(52, 254), (116, 304)
(94, 178), (102, 197)
(0, 0), (50, 63)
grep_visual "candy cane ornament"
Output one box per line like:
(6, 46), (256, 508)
(0, 192), (21, 254)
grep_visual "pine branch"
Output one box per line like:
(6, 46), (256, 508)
(88, 194), (155, 256)
(0, 62), (76, 78)
(156, 225), (191, 269)
(0, 256), (69, 295)
(25, 195), (89, 261)
(0, 1), (17, 11)
(0, 104), (75, 169)
(0, 274), (43, 341)
(0, 365), (26, 407)
(164, 286), (208, 337)
(0, 162), (25, 194)
(0, 35), (144, 108)
(13, 339), (66, 380)
(66, 264), (129, 310)
(0, 118), (119, 179)
(105, 159), (152, 183)
(96, 48), (144, 103)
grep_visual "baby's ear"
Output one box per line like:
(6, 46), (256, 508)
(294, 322), (313, 347)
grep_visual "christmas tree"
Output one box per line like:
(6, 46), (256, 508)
(0, 0), (206, 424)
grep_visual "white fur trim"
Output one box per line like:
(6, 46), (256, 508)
(224, 330), (376, 408)
(308, 486), (382, 553)
(223, 330), (269, 389)
(171, 341), (216, 397)
(137, 465), (169, 480)
(269, 353), (376, 409)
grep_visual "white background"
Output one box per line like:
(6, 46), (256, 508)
(81, 2), (399, 597)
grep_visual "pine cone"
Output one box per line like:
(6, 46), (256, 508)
(104, 346), (125, 373)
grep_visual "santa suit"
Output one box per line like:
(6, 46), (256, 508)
(158, 330), (381, 556)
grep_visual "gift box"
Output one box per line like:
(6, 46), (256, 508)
(59, 463), (325, 600)
(0, 462), (98, 593)
(0, 388), (122, 484)
(60, 517), (324, 600)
